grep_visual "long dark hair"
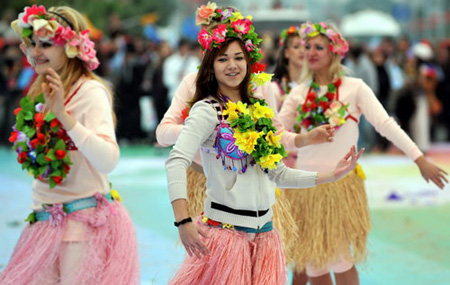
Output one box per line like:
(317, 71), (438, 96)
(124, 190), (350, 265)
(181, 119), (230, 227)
(272, 34), (300, 83)
(190, 38), (252, 107)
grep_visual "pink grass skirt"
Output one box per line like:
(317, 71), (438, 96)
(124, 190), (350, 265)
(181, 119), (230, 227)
(0, 202), (139, 285)
(170, 219), (287, 285)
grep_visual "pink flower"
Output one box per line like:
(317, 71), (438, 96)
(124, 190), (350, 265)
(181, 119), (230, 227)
(23, 5), (46, 24)
(77, 30), (99, 70)
(245, 39), (255, 52)
(195, 2), (217, 26)
(212, 24), (227, 44)
(52, 26), (79, 47)
(231, 19), (251, 34)
(198, 28), (213, 50)
(46, 203), (67, 227)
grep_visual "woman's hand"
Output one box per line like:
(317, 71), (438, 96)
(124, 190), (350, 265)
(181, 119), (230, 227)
(294, 124), (335, 148)
(42, 68), (76, 130)
(333, 145), (364, 180)
(415, 155), (448, 189)
(178, 222), (210, 259)
(42, 68), (65, 116)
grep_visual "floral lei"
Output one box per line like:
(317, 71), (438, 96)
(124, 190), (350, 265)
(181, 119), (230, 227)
(11, 5), (99, 71)
(223, 97), (287, 170)
(9, 94), (73, 188)
(295, 78), (352, 132)
(299, 21), (349, 59)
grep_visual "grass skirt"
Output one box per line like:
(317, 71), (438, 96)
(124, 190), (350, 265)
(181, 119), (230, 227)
(284, 172), (370, 272)
(170, 218), (287, 285)
(0, 202), (139, 285)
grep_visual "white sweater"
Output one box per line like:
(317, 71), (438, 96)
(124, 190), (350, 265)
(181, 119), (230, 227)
(165, 99), (317, 229)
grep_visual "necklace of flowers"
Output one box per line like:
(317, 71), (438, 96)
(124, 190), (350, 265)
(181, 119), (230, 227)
(9, 93), (73, 188)
(221, 96), (287, 170)
(294, 78), (356, 132)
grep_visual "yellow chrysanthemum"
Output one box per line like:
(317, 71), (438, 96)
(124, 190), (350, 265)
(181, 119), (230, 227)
(251, 102), (274, 120)
(223, 101), (239, 121)
(236, 101), (249, 114)
(259, 154), (283, 169)
(354, 163), (366, 180)
(110, 189), (123, 202)
(252, 72), (273, 87)
(266, 131), (282, 148)
(308, 31), (320, 37)
(230, 12), (244, 22)
(233, 129), (263, 154)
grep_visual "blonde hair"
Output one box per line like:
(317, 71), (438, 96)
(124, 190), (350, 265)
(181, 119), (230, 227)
(301, 34), (349, 82)
(26, 6), (115, 123)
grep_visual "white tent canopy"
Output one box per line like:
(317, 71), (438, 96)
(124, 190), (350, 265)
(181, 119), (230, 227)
(340, 9), (402, 37)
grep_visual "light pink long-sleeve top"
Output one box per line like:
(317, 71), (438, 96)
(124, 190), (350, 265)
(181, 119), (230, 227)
(156, 72), (297, 165)
(32, 77), (119, 210)
(279, 77), (423, 172)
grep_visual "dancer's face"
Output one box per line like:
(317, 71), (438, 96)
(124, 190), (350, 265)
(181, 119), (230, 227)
(305, 35), (333, 73)
(213, 41), (247, 93)
(285, 36), (305, 70)
(30, 34), (68, 75)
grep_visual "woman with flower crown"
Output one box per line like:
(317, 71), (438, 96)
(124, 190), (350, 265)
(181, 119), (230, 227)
(1, 5), (139, 284)
(157, 2), (334, 266)
(278, 22), (448, 284)
(165, 12), (364, 284)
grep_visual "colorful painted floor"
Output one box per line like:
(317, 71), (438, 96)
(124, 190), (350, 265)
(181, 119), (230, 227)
(0, 144), (449, 284)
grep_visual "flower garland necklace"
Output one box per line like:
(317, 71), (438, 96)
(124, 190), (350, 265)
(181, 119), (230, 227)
(217, 95), (287, 171)
(295, 78), (355, 132)
(9, 94), (73, 188)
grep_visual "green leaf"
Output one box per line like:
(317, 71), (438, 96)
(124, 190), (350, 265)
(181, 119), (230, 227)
(49, 178), (56, 189)
(54, 139), (66, 150)
(21, 28), (33, 38)
(46, 149), (56, 160)
(35, 93), (45, 104)
(36, 153), (48, 165)
(51, 160), (60, 169)
(23, 111), (33, 121)
(39, 166), (48, 175)
(44, 112), (56, 122)
(24, 212), (36, 224)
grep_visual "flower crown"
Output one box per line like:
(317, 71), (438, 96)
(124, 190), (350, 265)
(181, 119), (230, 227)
(279, 26), (301, 47)
(11, 5), (99, 71)
(300, 21), (349, 59)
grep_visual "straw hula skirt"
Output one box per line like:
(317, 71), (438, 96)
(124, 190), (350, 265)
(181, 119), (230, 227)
(186, 166), (299, 263)
(284, 171), (370, 272)
(0, 200), (139, 284)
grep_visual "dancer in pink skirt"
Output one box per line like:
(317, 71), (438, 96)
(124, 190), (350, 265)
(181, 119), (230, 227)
(165, 10), (364, 285)
(1, 5), (139, 284)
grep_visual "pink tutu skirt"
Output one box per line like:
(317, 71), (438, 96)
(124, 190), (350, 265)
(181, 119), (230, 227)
(170, 219), (287, 285)
(0, 201), (139, 285)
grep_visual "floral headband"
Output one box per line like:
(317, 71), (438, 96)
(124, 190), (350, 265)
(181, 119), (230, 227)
(300, 21), (349, 59)
(196, 2), (262, 64)
(196, 2), (271, 91)
(11, 5), (99, 71)
(279, 26), (302, 47)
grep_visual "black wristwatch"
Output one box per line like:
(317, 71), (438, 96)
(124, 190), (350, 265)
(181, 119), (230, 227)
(174, 217), (193, 227)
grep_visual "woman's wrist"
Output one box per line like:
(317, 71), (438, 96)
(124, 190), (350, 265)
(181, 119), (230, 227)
(57, 111), (76, 131)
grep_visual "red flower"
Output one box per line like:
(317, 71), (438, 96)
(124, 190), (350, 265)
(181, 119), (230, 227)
(37, 132), (46, 142)
(30, 138), (40, 149)
(45, 155), (52, 162)
(301, 103), (309, 113)
(50, 119), (61, 128)
(9, 131), (18, 143)
(52, 176), (63, 185)
(319, 101), (330, 110)
(181, 107), (190, 122)
(14, 108), (22, 115)
(304, 119), (312, 128)
(63, 164), (70, 174)
(306, 92), (316, 102)
(251, 62), (266, 74)
(18, 152), (28, 164)
(309, 101), (317, 110)
(334, 78), (342, 88)
(325, 92), (335, 101)
(55, 150), (66, 159)
(206, 219), (221, 227)
(34, 113), (45, 128)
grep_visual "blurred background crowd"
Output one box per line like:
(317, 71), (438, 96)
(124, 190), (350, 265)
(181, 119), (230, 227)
(1, 0), (450, 153)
